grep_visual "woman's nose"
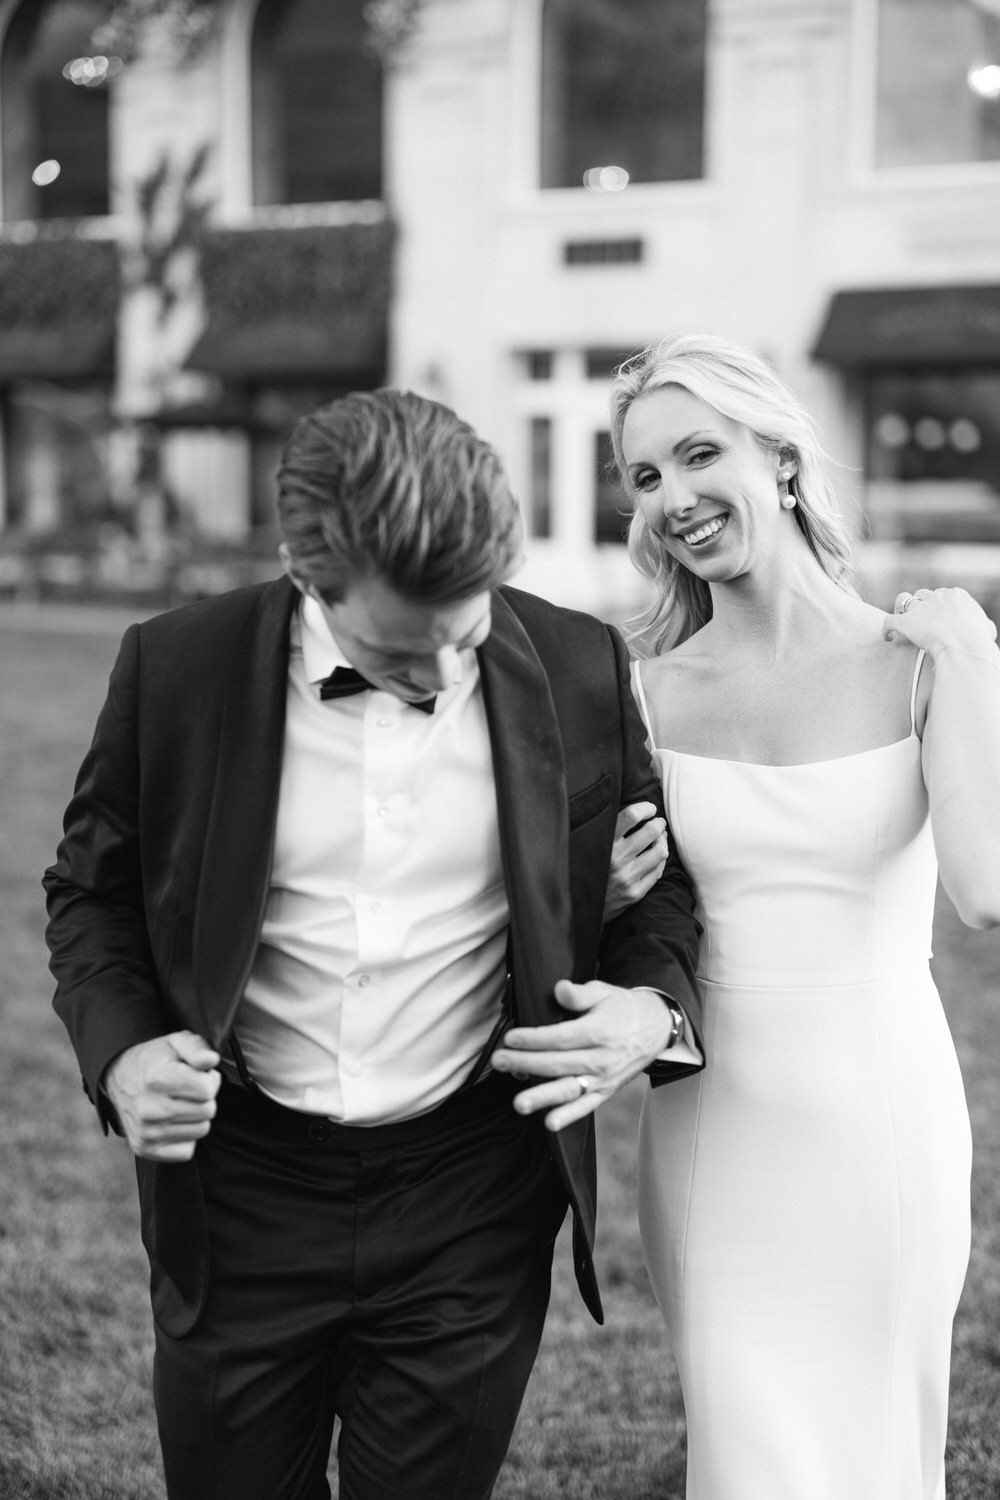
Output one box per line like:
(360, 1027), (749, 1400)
(659, 473), (696, 523)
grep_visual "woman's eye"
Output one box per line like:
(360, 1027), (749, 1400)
(688, 446), (716, 466)
(634, 469), (659, 491)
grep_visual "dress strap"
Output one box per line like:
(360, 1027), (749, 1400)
(909, 649), (927, 737)
(630, 658), (654, 739)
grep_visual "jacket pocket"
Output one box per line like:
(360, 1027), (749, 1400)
(568, 773), (612, 831)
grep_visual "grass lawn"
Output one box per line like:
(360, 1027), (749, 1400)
(1, 606), (998, 1499)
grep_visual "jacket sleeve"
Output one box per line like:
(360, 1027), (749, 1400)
(42, 624), (169, 1128)
(596, 624), (704, 1083)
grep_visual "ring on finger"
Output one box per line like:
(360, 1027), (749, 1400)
(575, 1075), (593, 1096)
(894, 591), (915, 614)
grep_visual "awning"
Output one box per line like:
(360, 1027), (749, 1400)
(0, 326), (114, 382)
(184, 319), (385, 382)
(812, 285), (1000, 366)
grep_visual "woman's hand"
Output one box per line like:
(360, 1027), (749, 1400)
(883, 587), (998, 659)
(603, 801), (669, 922)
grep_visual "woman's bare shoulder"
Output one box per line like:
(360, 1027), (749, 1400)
(632, 634), (724, 749)
(635, 629), (720, 685)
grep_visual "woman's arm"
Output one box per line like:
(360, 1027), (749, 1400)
(603, 802), (668, 921)
(885, 587), (1000, 928)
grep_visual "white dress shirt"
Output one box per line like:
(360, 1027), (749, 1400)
(233, 597), (510, 1123)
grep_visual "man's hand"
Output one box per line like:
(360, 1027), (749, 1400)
(490, 980), (676, 1132)
(603, 802), (668, 922)
(103, 1031), (221, 1161)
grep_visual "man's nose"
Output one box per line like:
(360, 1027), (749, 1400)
(413, 646), (462, 692)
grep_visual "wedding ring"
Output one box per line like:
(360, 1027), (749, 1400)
(575, 1075), (592, 1095)
(894, 592), (915, 614)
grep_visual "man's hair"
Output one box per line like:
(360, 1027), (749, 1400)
(276, 388), (524, 602)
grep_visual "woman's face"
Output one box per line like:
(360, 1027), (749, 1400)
(621, 384), (790, 583)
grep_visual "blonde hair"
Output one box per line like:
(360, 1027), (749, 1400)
(609, 334), (857, 653)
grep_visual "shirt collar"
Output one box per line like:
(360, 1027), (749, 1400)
(294, 591), (482, 703)
(298, 594), (353, 685)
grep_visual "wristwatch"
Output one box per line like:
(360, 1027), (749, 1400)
(664, 1000), (686, 1049)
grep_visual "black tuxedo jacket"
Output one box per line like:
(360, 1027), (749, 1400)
(44, 577), (702, 1330)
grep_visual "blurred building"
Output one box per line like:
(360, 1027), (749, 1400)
(0, 0), (999, 613)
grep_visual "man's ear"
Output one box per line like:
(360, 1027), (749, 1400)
(279, 543), (312, 599)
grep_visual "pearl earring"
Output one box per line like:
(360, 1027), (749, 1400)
(777, 471), (796, 509)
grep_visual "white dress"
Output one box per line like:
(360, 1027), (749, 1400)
(633, 656), (972, 1500)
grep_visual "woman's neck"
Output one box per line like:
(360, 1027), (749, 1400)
(701, 559), (867, 663)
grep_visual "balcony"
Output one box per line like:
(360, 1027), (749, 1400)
(186, 218), (394, 383)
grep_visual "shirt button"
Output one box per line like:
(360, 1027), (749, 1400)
(358, 973), (371, 987)
(371, 901), (382, 913)
(377, 716), (390, 728)
(377, 806), (388, 818)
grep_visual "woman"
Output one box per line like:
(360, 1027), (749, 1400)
(600, 333), (1000, 1499)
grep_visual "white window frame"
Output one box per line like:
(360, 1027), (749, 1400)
(507, 0), (716, 210)
(216, 0), (387, 228)
(849, 0), (1000, 189)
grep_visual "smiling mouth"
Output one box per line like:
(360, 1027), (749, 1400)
(679, 515), (728, 547)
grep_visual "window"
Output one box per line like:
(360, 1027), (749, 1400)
(2, 381), (111, 534)
(528, 416), (552, 537)
(584, 348), (636, 380)
(525, 350), (554, 380)
(866, 368), (1000, 541)
(540, 0), (706, 190)
(563, 238), (643, 265)
(251, 0), (383, 206)
(513, 351), (630, 554)
(875, 0), (1000, 168)
(594, 429), (626, 545)
(1, 0), (111, 220)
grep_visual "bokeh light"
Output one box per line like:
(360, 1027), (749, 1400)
(582, 164), (630, 192)
(31, 159), (61, 187)
(967, 63), (1000, 99)
(62, 55), (123, 88)
(875, 412), (910, 448)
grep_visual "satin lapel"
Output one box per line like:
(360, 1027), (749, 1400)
(479, 592), (573, 1026)
(192, 578), (298, 1048)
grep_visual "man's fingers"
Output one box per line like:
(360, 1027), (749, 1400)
(140, 1087), (218, 1121)
(133, 1136), (205, 1163)
(156, 1056), (222, 1102)
(123, 1104), (216, 1158)
(495, 1048), (608, 1077)
(513, 1077), (606, 1123)
(496, 1018), (598, 1052)
(166, 1030), (221, 1071)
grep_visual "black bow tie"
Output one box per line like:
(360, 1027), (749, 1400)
(318, 666), (436, 714)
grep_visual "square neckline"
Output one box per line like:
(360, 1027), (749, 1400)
(631, 651), (926, 770)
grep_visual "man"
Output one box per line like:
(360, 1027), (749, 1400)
(44, 389), (703, 1500)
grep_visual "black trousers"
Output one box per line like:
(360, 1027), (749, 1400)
(153, 1072), (569, 1500)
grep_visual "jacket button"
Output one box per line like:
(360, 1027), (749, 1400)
(307, 1120), (333, 1143)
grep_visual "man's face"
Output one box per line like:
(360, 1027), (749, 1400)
(313, 572), (493, 706)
